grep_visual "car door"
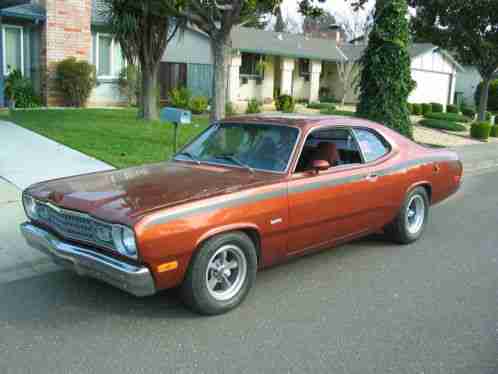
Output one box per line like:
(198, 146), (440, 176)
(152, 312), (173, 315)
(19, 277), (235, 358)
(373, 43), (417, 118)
(286, 126), (390, 255)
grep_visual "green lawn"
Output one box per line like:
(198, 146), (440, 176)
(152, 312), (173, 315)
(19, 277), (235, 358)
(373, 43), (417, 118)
(2, 108), (210, 168)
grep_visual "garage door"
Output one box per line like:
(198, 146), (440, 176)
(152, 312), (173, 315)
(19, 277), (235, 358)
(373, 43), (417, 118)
(409, 69), (451, 106)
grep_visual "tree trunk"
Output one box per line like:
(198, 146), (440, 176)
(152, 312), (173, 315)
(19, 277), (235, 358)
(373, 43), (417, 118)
(211, 35), (230, 121)
(141, 64), (159, 121)
(478, 76), (492, 122)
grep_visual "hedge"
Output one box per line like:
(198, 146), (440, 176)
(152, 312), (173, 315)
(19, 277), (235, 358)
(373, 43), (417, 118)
(412, 103), (422, 115)
(424, 112), (472, 123)
(475, 79), (498, 112)
(430, 102), (444, 113)
(461, 105), (476, 118)
(470, 122), (492, 140)
(422, 103), (432, 116)
(320, 107), (356, 117)
(407, 103), (413, 114)
(447, 104), (459, 114)
(490, 125), (498, 138)
(308, 102), (336, 110)
(419, 119), (467, 132)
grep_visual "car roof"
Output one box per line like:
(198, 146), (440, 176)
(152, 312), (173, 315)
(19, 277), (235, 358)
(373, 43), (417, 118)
(220, 114), (385, 132)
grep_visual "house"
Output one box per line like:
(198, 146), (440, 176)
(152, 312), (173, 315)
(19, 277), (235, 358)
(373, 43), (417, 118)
(0, 0), (212, 108)
(456, 66), (498, 106)
(0, 0), (464, 110)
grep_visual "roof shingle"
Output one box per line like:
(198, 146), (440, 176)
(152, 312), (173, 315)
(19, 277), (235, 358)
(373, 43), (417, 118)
(0, 3), (45, 20)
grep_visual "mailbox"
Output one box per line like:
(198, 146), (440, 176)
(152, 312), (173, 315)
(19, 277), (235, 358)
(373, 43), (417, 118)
(160, 107), (192, 125)
(159, 107), (192, 155)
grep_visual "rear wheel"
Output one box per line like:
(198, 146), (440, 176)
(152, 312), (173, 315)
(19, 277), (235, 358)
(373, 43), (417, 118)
(180, 231), (257, 315)
(385, 187), (429, 244)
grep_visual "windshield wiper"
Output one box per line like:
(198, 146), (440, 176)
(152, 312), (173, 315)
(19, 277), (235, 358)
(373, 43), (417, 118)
(215, 154), (254, 173)
(176, 151), (200, 165)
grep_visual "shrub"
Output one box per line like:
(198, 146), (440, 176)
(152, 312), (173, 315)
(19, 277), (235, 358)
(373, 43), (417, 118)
(490, 125), (498, 138)
(430, 102), (444, 113)
(55, 57), (96, 107)
(225, 101), (235, 116)
(275, 94), (295, 113)
(485, 111), (492, 121)
(412, 103), (422, 115)
(447, 104), (459, 114)
(168, 87), (191, 109)
(461, 105), (476, 118)
(407, 103), (413, 114)
(4, 69), (40, 108)
(308, 102), (336, 110)
(118, 65), (141, 107)
(246, 98), (261, 114)
(422, 103), (432, 115)
(474, 79), (498, 112)
(424, 112), (472, 123)
(419, 119), (467, 132)
(470, 121), (492, 140)
(320, 107), (356, 117)
(189, 96), (208, 114)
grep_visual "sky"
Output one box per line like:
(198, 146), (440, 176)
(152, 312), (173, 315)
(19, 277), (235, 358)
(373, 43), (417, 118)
(280, 0), (376, 29)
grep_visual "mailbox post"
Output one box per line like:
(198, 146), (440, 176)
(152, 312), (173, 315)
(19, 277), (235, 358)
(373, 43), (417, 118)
(159, 107), (192, 156)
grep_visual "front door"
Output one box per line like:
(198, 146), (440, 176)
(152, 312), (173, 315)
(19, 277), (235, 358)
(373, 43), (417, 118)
(286, 126), (385, 255)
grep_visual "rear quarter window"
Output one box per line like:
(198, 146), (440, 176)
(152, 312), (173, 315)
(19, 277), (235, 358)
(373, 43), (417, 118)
(354, 128), (391, 162)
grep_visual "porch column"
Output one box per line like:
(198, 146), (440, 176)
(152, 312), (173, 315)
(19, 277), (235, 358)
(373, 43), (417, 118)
(280, 58), (295, 96)
(308, 60), (322, 103)
(227, 54), (241, 103)
(0, 15), (4, 108)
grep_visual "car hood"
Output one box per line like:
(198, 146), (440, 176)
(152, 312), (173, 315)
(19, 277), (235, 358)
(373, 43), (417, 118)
(26, 162), (281, 225)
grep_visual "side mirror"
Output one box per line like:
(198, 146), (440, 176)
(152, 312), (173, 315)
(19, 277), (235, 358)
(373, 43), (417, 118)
(312, 159), (330, 173)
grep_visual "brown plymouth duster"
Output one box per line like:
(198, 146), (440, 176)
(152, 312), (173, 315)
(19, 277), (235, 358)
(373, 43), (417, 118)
(21, 115), (462, 314)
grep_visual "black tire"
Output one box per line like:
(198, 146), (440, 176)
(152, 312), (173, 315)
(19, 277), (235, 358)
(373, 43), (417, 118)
(385, 187), (430, 244)
(180, 231), (257, 315)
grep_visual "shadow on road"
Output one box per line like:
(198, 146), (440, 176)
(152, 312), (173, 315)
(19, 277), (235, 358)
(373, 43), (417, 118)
(0, 232), (403, 325)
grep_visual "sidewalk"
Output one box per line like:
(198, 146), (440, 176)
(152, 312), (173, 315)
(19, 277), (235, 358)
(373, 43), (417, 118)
(0, 120), (113, 189)
(0, 120), (113, 284)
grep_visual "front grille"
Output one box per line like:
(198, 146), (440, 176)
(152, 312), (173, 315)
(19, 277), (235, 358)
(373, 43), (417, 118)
(36, 202), (115, 250)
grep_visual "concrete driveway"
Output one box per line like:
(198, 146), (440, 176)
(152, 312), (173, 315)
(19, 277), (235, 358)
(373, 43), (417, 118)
(0, 120), (112, 190)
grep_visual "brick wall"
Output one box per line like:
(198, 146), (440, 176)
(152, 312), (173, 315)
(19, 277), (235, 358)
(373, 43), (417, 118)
(39, 0), (92, 106)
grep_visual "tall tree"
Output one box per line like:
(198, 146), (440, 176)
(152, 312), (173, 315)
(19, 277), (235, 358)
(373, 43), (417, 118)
(274, 5), (287, 32)
(356, 0), (414, 138)
(409, 0), (498, 121)
(104, 0), (182, 120)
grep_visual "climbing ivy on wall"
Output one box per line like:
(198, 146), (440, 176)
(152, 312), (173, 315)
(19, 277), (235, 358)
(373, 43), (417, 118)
(356, 0), (415, 138)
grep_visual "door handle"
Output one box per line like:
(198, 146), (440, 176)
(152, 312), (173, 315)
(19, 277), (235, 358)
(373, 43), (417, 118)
(365, 174), (379, 182)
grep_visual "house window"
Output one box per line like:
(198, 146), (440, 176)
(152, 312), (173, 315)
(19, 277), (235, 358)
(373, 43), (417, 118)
(298, 59), (310, 78)
(2, 25), (24, 75)
(240, 53), (262, 77)
(94, 33), (124, 79)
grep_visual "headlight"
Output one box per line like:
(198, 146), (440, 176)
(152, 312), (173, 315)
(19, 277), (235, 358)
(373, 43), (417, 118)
(22, 194), (38, 220)
(112, 226), (138, 259)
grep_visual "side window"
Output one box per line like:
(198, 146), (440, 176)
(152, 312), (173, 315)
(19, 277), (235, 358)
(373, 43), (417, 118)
(294, 127), (363, 173)
(354, 129), (391, 163)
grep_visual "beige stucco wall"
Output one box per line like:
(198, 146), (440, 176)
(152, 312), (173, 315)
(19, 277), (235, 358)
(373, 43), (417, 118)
(238, 56), (275, 102)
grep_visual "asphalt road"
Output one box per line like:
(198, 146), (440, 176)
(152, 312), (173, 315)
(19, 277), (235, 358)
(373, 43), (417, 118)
(1, 166), (497, 373)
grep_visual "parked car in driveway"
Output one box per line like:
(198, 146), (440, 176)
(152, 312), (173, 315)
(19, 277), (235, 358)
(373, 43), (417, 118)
(20, 115), (463, 315)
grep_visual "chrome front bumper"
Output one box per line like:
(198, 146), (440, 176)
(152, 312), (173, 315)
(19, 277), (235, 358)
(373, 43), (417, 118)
(20, 222), (156, 297)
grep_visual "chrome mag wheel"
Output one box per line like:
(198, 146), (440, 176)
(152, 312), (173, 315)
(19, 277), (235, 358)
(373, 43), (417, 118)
(406, 194), (425, 235)
(205, 244), (248, 301)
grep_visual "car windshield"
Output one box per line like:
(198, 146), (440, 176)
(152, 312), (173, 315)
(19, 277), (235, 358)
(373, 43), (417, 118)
(175, 123), (299, 172)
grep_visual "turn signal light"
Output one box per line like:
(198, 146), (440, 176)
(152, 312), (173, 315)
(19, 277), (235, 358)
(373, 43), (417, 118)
(157, 261), (178, 273)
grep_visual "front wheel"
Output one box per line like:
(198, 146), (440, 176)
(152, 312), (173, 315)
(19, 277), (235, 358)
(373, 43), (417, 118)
(180, 231), (257, 315)
(385, 187), (429, 244)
